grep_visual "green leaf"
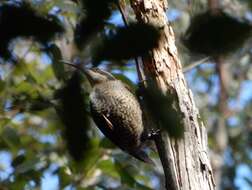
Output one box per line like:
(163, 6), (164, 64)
(47, 44), (65, 81)
(0, 79), (5, 93)
(98, 159), (119, 178)
(79, 138), (101, 174)
(55, 167), (72, 188)
(28, 95), (52, 112)
(15, 158), (40, 174)
(135, 183), (153, 190)
(0, 2), (64, 60)
(115, 161), (136, 187)
(11, 154), (26, 168)
(99, 138), (115, 149)
(15, 80), (37, 96)
(0, 118), (11, 128)
(114, 161), (153, 189)
(1, 127), (21, 149)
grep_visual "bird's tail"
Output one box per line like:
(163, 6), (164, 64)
(130, 149), (154, 165)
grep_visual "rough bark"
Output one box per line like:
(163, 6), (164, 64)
(130, 0), (216, 189)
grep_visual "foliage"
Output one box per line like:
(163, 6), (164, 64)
(0, 0), (159, 189)
(184, 9), (252, 56)
(0, 1), (64, 60)
(0, 0), (252, 190)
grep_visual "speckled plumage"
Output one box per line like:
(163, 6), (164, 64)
(85, 68), (152, 163)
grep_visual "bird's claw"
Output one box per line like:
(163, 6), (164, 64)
(142, 129), (161, 141)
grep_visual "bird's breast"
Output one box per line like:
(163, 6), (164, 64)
(90, 81), (144, 149)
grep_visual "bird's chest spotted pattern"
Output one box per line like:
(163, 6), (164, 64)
(90, 80), (144, 149)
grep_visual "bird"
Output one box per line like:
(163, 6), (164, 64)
(83, 67), (154, 164)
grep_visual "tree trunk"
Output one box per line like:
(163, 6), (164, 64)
(130, 0), (216, 189)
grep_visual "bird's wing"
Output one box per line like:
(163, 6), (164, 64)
(90, 104), (115, 137)
(101, 114), (114, 130)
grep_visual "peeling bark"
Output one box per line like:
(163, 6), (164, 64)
(130, 0), (216, 189)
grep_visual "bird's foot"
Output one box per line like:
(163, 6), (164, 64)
(142, 129), (161, 141)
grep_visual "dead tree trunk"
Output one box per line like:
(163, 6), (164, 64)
(130, 0), (216, 189)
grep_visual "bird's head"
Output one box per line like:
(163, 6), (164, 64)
(84, 68), (116, 86)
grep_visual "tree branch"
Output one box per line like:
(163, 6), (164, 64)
(154, 132), (179, 190)
(117, 0), (145, 82)
(130, 1), (215, 190)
